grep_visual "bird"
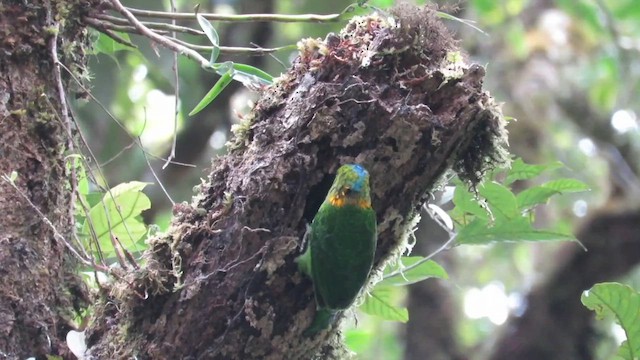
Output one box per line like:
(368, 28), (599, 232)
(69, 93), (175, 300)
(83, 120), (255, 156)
(296, 164), (377, 336)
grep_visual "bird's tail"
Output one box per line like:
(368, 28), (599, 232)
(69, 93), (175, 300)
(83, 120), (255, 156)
(303, 308), (337, 336)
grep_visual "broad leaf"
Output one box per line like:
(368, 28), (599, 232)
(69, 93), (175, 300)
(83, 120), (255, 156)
(517, 178), (589, 210)
(479, 181), (518, 220)
(81, 181), (151, 257)
(360, 287), (408, 322)
(450, 184), (490, 223)
(582, 283), (640, 360)
(505, 158), (563, 185)
(457, 217), (576, 245)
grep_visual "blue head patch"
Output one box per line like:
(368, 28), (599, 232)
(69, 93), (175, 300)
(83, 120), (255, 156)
(347, 164), (368, 193)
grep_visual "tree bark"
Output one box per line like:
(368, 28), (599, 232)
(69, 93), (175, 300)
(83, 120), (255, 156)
(0, 1), (91, 358)
(86, 5), (508, 359)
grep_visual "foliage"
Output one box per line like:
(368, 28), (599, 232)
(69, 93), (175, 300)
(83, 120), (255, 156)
(189, 15), (274, 116)
(360, 158), (587, 324)
(361, 257), (448, 321)
(582, 283), (640, 360)
(452, 158), (589, 245)
(73, 159), (151, 263)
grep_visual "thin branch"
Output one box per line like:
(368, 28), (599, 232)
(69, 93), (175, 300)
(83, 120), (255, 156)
(94, 13), (205, 35)
(382, 234), (457, 281)
(168, 36), (291, 55)
(49, 21), (84, 266)
(163, 0), (179, 170)
(141, 109), (175, 205)
(86, 15), (291, 55)
(58, 62), (195, 168)
(84, 17), (144, 46)
(106, 0), (210, 68)
(124, 6), (347, 23)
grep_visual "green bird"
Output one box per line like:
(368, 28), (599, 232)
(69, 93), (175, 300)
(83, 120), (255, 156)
(296, 164), (377, 336)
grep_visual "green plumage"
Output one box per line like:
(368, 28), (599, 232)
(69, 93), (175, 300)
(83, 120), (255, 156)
(297, 164), (377, 336)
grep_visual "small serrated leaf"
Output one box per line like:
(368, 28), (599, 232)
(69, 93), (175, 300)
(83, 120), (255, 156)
(505, 158), (563, 185)
(451, 185), (490, 221)
(516, 187), (561, 210)
(479, 181), (519, 220)
(360, 287), (408, 322)
(457, 217), (576, 245)
(516, 179), (589, 210)
(582, 283), (640, 360)
(540, 178), (590, 193)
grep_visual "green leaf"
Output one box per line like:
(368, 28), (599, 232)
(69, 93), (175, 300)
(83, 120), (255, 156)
(479, 181), (519, 220)
(231, 63), (273, 86)
(582, 283), (640, 360)
(81, 181), (151, 257)
(91, 31), (134, 57)
(196, 14), (220, 63)
(516, 187), (561, 210)
(505, 158), (563, 185)
(456, 217), (576, 245)
(379, 256), (448, 287)
(360, 287), (408, 322)
(188, 69), (234, 116)
(450, 184), (490, 222)
(517, 179), (589, 210)
(541, 178), (590, 193)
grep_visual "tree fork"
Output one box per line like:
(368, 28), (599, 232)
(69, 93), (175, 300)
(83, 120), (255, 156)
(87, 5), (508, 359)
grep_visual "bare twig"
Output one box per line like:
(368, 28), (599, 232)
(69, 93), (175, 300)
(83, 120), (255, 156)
(163, 0), (179, 170)
(141, 110), (175, 205)
(58, 62), (195, 168)
(106, 0), (210, 68)
(49, 21), (84, 265)
(84, 17), (143, 46)
(86, 15), (291, 55)
(94, 13), (205, 35)
(124, 6), (346, 23)
(168, 36), (290, 55)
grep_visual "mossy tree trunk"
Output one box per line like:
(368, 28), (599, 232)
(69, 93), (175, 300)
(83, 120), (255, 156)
(85, 5), (507, 359)
(0, 1), (508, 359)
(0, 1), (91, 358)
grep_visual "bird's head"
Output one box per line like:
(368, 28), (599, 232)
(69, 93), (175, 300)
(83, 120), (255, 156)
(328, 164), (372, 208)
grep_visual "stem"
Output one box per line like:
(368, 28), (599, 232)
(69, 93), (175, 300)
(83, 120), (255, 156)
(125, 6), (345, 23)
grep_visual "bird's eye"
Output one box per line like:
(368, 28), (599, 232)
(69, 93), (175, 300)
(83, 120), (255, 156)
(343, 187), (352, 196)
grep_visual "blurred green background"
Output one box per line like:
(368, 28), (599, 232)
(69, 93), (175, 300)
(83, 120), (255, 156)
(76, 0), (640, 359)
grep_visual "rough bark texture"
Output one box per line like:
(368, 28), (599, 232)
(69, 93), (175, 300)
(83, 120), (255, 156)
(489, 210), (640, 360)
(0, 1), (90, 358)
(87, 5), (507, 359)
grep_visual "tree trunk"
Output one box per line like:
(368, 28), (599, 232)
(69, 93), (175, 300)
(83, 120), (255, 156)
(0, 1), (91, 358)
(86, 5), (508, 359)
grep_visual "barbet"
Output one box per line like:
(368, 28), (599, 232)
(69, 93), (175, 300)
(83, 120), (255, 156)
(296, 164), (377, 335)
